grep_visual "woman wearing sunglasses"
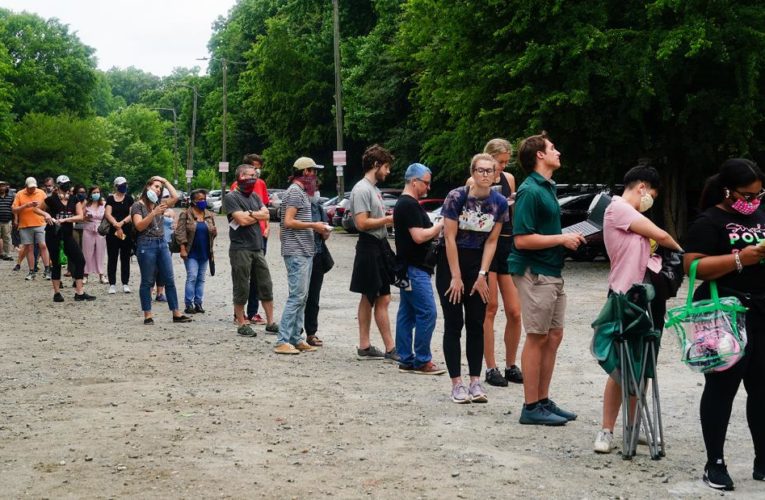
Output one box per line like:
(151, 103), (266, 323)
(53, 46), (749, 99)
(683, 158), (765, 491)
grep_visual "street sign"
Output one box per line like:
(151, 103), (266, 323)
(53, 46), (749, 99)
(218, 161), (229, 173)
(185, 169), (194, 178)
(336, 166), (344, 176)
(332, 150), (346, 166)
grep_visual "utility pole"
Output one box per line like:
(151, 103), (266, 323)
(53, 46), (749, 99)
(332, 0), (345, 198)
(222, 58), (228, 196)
(176, 83), (199, 195)
(152, 107), (179, 186)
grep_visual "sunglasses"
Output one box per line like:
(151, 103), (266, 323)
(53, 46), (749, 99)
(735, 189), (765, 202)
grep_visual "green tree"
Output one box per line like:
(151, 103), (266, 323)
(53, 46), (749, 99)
(0, 9), (97, 117)
(104, 66), (162, 106)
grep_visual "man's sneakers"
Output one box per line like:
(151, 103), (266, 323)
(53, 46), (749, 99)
(274, 343), (300, 354)
(250, 313), (266, 325)
(237, 324), (257, 337)
(519, 403), (567, 426)
(451, 383), (471, 404)
(122, 284), (131, 293)
(53, 292), (64, 303)
(74, 292), (97, 301)
(356, 345), (386, 360)
(184, 305), (197, 315)
(505, 365), (523, 384)
(485, 367), (508, 387)
(594, 429), (614, 454)
(265, 323), (279, 334)
(384, 348), (400, 363)
(703, 459), (734, 491)
(108, 285), (117, 294)
(543, 398), (577, 421)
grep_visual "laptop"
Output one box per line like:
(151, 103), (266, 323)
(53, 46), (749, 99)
(562, 193), (612, 237)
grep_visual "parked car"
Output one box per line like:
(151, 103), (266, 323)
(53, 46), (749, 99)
(267, 188), (286, 221)
(331, 197), (351, 227)
(558, 189), (618, 261)
(323, 193), (348, 226)
(341, 193), (399, 234)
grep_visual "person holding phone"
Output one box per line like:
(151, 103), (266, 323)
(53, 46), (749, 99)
(131, 176), (191, 325)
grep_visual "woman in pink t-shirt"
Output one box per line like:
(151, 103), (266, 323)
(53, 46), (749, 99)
(594, 166), (683, 454)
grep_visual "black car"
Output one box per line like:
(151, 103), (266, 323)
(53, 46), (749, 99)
(558, 186), (622, 261)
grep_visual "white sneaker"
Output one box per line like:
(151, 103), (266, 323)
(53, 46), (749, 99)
(594, 429), (614, 454)
(122, 284), (131, 293)
(108, 285), (116, 294)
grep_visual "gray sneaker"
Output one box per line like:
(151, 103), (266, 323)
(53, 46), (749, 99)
(384, 348), (400, 363)
(451, 383), (471, 404)
(468, 381), (488, 403)
(356, 345), (385, 360)
(25, 271), (35, 281)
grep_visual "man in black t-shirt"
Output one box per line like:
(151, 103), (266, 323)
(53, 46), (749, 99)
(393, 163), (445, 375)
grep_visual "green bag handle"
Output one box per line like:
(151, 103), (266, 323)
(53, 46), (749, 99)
(685, 259), (721, 309)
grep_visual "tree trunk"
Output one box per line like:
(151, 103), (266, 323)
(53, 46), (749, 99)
(662, 164), (688, 242)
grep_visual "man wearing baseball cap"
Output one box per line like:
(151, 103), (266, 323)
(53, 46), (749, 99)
(12, 177), (52, 280)
(0, 180), (14, 261)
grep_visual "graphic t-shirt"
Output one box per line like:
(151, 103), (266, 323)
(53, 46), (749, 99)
(44, 194), (78, 237)
(440, 186), (508, 250)
(685, 206), (765, 296)
(394, 194), (434, 269)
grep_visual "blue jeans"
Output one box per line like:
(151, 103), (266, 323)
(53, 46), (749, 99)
(184, 257), (208, 307)
(136, 238), (178, 312)
(396, 265), (437, 367)
(277, 254), (313, 346)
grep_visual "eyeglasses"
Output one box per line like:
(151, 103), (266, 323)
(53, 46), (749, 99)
(735, 189), (765, 202)
(473, 168), (494, 176)
(415, 178), (431, 186)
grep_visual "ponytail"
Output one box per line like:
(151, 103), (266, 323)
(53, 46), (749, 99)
(699, 174), (723, 210)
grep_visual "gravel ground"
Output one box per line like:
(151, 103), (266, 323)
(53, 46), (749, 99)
(1, 216), (762, 498)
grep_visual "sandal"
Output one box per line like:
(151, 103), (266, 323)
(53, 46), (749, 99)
(306, 335), (324, 347)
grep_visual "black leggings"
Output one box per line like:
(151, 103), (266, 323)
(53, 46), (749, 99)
(106, 233), (132, 285)
(46, 229), (85, 281)
(304, 252), (325, 335)
(436, 248), (486, 378)
(700, 308), (765, 464)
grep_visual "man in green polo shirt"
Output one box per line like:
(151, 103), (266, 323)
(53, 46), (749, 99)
(509, 132), (585, 426)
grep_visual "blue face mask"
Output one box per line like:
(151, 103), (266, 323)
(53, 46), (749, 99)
(146, 190), (159, 203)
(117, 184), (128, 194)
(91, 193), (101, 201)
(195, 200), (207, 211)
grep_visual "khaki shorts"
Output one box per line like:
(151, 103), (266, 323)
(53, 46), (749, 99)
(229, 249), (273, 305)
(512, 268), (566, 334)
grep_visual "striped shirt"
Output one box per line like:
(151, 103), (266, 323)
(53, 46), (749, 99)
(279, 183), (315, 257)
(0, 192), (13, 223)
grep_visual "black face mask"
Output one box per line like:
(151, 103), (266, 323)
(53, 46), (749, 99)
(76, 192), (86, 201)
(60, 182), (71, 192)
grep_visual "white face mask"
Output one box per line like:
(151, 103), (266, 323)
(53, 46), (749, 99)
(146, 189), (159, 203)
(639, 189), (654, 213)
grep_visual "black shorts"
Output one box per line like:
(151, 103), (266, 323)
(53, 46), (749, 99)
(489, 236), (512, 275)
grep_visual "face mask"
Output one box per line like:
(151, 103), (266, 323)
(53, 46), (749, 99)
(117, 184), (128, 194)
(76, 193), (86, 201)
(195, 200), (207, 210)
(295, 175), (318, 197)
(731, 198), (761, 215)
(639, 190), (654, 213)
(238, 178), (256, 196)
(91, 193), (101, 201)
(146, 189), (159, 203)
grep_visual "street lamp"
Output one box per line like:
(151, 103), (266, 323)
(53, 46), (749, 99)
(197, 56), (246, 195)
(151, 107), (179, 186)
(174, 83), (199, 194)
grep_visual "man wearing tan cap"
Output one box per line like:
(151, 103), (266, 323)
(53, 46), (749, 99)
(12, 177), (52, 279)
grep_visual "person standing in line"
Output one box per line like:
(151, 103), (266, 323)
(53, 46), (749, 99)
(39, 175), (95, 302)
(349, 144), (398, 362)
(593, 166), (682, 453)
(223, 164), (278, 337)
(130, 176), (191, 324)
(153, 189), (175, 303)
(467, 138), (524, 387)
(176, 189), (217, 315)
(394, 163), (446, 375)
(683, 159), (765, 491)
(243, 153), (271, 325)
(509, 132), (585, 425)
(438, 154), (508, 403)
(274, 157), (330, 354)
(11, 177), (51, 280)
(104, 177), (134, 294)
(0, 180), (14, 261)
(82, 185), (108, 284)
(304, 191), (332, 347)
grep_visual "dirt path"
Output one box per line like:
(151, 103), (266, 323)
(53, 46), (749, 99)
(1, 217), (761, 498)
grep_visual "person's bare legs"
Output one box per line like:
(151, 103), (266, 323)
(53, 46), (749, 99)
(603, 377), (622, 431)
(24, 244), (34, 270)
(483, 272), (500, 368)
(234, 304), (247, 326)
(39, 242), (50, 267)
(521, 333), (546, 403)
(261, 300), (275, 324)
(498, 274), (522, 366)
(538, 328), (563, 400)
(357, 296), (373, 349)
(373, 294), (394, 351)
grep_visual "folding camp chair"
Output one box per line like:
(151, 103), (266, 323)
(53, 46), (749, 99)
(592, 284), (665, 460)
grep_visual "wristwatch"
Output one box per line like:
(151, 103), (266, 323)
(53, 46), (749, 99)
(478, 270), (488, 277)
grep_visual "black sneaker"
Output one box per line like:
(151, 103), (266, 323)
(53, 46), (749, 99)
(172, 315), (193, 323)
(754, 458), (764, 481)
(53, 292), (64, 303)
(703, 459), (734, 491)
(184, 305), (197, 314)
(505, 365), (524, 384)
(485, 367), (508, 387)
(74, 292), (96, 301)
(194, 304), (205, 314)
(12, 264), (20, 271)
